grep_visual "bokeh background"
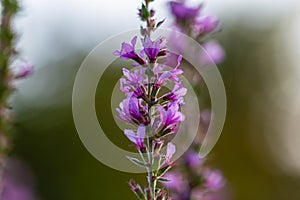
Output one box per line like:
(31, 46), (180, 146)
(7, 0), (300, 199)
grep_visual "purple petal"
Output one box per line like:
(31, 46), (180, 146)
(124, 129), (138, 144)
(113, 50), (121, 56)
(166, 142), (176, 163)
(15, 61), (34, 79)
(131, 36), (137, 47)
(175, 55), (183, 69)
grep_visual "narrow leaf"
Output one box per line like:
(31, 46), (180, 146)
(127, 156), (147, 168)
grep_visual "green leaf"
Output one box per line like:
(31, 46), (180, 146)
(141, 3), (149, 21)
(157, 177), (169, 182)
(127, 156), (147, 168)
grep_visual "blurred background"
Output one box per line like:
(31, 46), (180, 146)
(7, 0), (300, 199)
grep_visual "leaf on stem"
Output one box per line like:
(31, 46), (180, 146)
(127, 156), (147, 168)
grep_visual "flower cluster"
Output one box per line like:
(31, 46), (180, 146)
(115, 34), (186, 199)
(114, 1), (189, 197)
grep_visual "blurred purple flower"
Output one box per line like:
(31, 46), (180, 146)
(169, 1), (201, 22)
(124, 125), (146, 150)
(202, 40), (225, 64)
(185, 150), (204, 168)
(114, 36), (146, 66)
(196, 16), (219, 34)
(204, 170), (225, 191)
(1, 158), (38, 200)
(163, 172), (185, 192)
(14, 61), (34, 79)
(116, 97), (149, 125)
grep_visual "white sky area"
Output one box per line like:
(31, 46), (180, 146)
(15, 0), (299, 64)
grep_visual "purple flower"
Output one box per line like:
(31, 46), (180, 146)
(120, 67), (147, 98)
(155, 55), (183, 87)
(196, 16), (219, 34)
(200, 109), (212, 133)
(156, 103), (185, 136)
(202, 40), (225, 64)
(114, 36), (146, 66)
(163, 83), (187, 106)
(162, 172), (186, 192)
(166, 142), (176, 164)
(116, 97), (149, 125)
(124, 125), (146, 150)
(1, 159), (38, 200)
(141, 36), (166, 63)
(169, 1), (201, 22)
(14, 61), (34, 79)
(185, 150), (205, 168)
(204, 170), (225, 191)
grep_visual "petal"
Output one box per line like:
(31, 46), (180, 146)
(122, 43), (134, 53)
(137, 125), (146, 146)
(175, 55), (183, 69)
(132, 62), (140, 67)
(131, 36), (137, 47)
(158, 106), (167, 125)
(166, 142), (176, 162)
(113, 50), (121, 56)
(124, 129), (137, 144)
